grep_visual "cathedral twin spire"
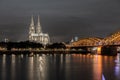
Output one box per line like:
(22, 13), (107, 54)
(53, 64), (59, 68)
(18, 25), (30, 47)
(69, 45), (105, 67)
(30, 16), (34, 27)
(30, 15), (42, 34)
(29, 15), (50, 45)
(36, 15), (42, 33)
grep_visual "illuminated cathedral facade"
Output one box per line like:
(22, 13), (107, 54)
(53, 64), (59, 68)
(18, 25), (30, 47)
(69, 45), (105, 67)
(29, 16), (50, 45)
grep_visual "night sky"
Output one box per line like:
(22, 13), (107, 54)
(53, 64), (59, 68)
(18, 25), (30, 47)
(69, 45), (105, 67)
(0, 0), (120, 42)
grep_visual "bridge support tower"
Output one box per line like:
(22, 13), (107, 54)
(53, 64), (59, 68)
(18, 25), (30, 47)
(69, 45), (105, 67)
(97, 46), (102, 55)
(101, 46), (117, 56)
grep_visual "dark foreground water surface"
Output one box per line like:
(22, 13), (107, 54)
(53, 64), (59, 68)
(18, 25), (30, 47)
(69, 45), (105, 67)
(0, 53), (120, 80)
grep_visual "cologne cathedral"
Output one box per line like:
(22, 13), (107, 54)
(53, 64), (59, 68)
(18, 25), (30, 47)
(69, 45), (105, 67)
(29, 16), (50, 45)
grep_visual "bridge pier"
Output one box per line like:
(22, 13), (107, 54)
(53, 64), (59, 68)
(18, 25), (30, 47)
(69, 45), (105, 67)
(97, 46), (102, 55)
(94, 46), (117, 56)
(101, 46), (117, 56)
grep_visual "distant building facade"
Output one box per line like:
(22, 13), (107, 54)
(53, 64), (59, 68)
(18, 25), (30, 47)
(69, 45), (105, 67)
(29, 16), (50, 45)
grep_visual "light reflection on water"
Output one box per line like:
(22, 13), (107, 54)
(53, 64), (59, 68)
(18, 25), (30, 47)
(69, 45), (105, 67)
(39, 55), (48, 80)
(115, 54), (120, 77)
(2, 54), (6, 80)
(93, 55), (102, 80)
(0, 53), (120, 80)
(28, 56), (34, 80)
(11, 54), (16, 80)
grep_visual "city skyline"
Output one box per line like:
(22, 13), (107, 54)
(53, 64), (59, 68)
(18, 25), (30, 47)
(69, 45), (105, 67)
(0, 0), (120, 42)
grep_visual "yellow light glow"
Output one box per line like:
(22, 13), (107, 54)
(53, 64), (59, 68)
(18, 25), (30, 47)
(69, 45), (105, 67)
(97, 46), (101, 55)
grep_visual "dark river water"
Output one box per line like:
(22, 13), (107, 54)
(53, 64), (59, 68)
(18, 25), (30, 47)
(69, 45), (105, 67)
(0, 53), (120, 80)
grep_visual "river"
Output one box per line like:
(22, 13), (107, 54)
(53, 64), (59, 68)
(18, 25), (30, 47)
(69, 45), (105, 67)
(0, 53), (120, 80)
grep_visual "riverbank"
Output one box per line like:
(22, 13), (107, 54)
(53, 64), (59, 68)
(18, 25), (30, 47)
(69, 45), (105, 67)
(0, 49), (90, 55)
(0, 49), (117, 56)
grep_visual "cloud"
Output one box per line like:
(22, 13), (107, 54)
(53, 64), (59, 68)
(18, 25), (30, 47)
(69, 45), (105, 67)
(0, 0), (120, 42)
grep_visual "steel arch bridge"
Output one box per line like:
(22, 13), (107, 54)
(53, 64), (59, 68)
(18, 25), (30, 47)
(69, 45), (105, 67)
(103, 31), (120, 45)
(71, 37), (102, 47)
(70, 31), (120, 47)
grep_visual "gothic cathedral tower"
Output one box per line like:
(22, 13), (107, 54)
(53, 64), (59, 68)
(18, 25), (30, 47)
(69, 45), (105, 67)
(29, 16), (35, 41)
(36, 16), (42, 34)
(28, 15), (50, 45)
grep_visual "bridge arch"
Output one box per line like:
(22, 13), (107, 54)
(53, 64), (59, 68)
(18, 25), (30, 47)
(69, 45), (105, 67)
(103, 31), (120, 45)
(71, 37), (102, 47)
